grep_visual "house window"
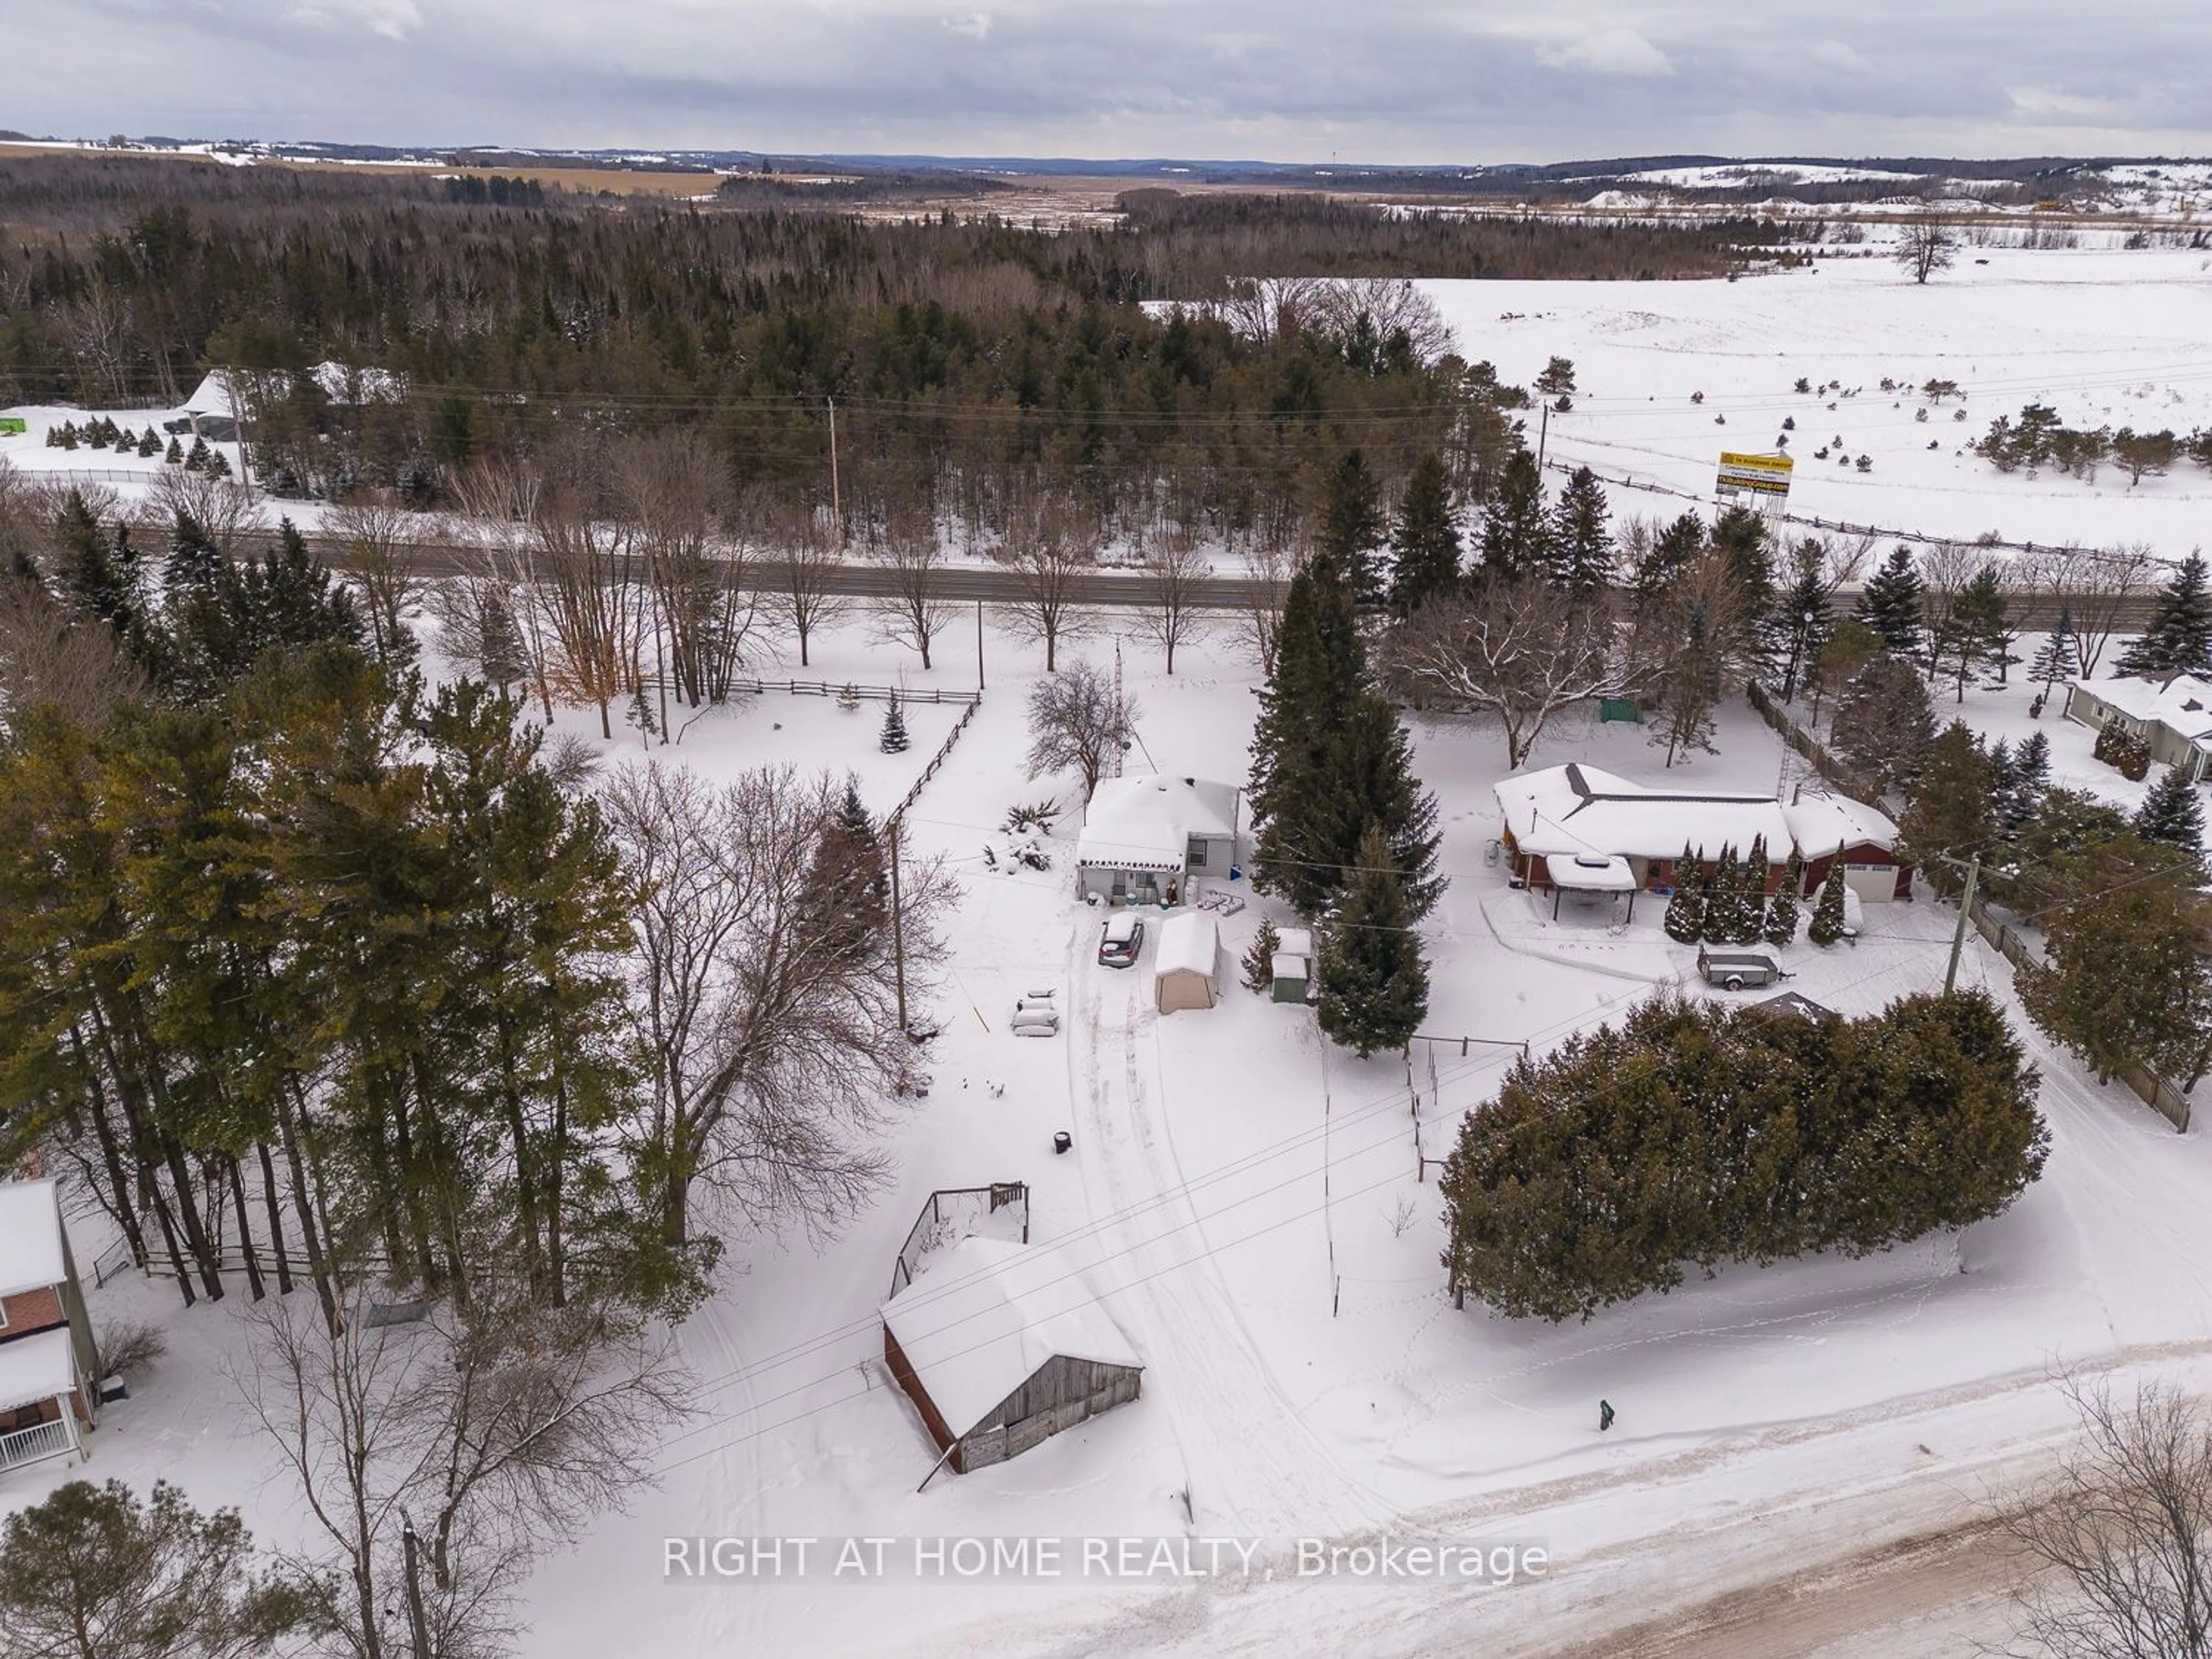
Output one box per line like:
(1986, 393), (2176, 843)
(1185, 836), (1209, 872)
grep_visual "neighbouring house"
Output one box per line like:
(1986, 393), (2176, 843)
(1153, 911), (1221, 1013)
(2063, 674), (2212, 782)
(1075, 775), (1240, 908)
(881, 1236), (1142, 1477)
(0, 1179), (99, 1475)
(1492, 763), (1909, 903)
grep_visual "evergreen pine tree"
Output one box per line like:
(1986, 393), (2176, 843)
(879, 695), (910, 753)
(1808, 851), (1849, 945)
(1241, 916), (1283, 994)
(164, 435), (184, 465)
(1712, 505), (1777, 669)
(137, 426), (161, 457)
(2133, 767), (2207, 857)
(1857, 547), (1925, 658)
(2005, 730), (2051, 834)
(1547, 466), (1613, 596)
(1899, 722), (1998, 897)
(1249, 549), (1366, 915)
(1936, 566), (2010, 700)
(836, 682), (861, 711)
(1317, 449), (1387, 608)
(184, 436), (209, 472)
(1315, 824), (1429, 1058)
(2028, 608), (2081, 696)
(477, 589), (526, 692)
(1314, 685), (1445, 920)
(1662, 844), (1706, 944)
(1386, 449), (1462, 619)
(1738, 836), (1772, 944)
(1477, 448), (1552, 584)
(206, 450), (233, 479)
(1764, 850), (1804, 946)
(1830, 655), (1937, 796)
(1703, 844), (1758, 944)
(1631, 512), (1707, 603)
(85, 421), (109, 449)
(56, 422), (78, 450)
(1774, 545), (1833, 700)
(625, 685), (658, 745)
(2115, 551), (2212, 676)
(799, 778), (890, 962)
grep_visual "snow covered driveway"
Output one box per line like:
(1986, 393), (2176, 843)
(1065, 929), (1383, 1539)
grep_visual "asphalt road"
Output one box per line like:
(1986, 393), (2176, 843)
(269, 528), (2162, 628)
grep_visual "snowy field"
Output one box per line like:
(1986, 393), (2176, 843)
(12, 592), (2212, 1657)
(1419, 245), (2212, 559)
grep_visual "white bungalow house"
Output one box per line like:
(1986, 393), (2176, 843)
(2062, 674), (2212, 781)
(1074, 775), (1240, 907)
(1493, 763), (1911, 904)
(0, 1180), (98, 1475)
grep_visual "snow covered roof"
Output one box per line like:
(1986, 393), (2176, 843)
(1076, 776), (1238, 872)
(0, 1327), (74, 1414)
(1154, 911), (1219, 980)
(1549, 853), (1637, 892)
(1781, 790), (1899, 855)
(1270, 952), (1308, 979)
(881, 1236), (1141, 1438)
(1495, 764), (1792, 863)
(2073, 674), (2212, 741)
(0, 1179), (67, 1300)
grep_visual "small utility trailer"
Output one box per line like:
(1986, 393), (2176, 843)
(1696, 948), (1785, 991)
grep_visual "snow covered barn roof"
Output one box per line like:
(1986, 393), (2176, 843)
(1076, 776), (1238, 873)
(0, 1328), (75, 1414)
(2072, 673), (2212, 740)
(1780, 791), (1899, 855)
(1494, 764), (1792, 862)
(0, 1179), (68, 1300)
(880, 1237), (1141, 1438)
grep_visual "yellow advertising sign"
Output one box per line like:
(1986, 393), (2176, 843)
(1715, 450), (1793, 497)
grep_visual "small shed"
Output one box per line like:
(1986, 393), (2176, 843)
(1270, 951), (1310, 1003)
(881, 1237), (1142, 1476)
(1154, 911), (1221, 1013)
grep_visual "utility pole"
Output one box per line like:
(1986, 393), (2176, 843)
(1111, 639), (1126, 780)
(975, 599), (985, 691)
(224, 369), (254, 495)
(827, 397), (844, 548)
(889, 816), (908, 1033)
(1536, 402), (1550, 474)
(401, 1512), (434, 1659)
(1942, 851), (1981, 997)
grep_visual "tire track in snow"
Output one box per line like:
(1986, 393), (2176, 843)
(1067, 935), (1380, 1538)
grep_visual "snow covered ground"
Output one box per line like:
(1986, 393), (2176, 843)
(12, 593), (2212, 1657)
(1419, 245), (2212, 559)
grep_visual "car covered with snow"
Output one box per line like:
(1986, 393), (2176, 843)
(1097, 913), (1145, 968)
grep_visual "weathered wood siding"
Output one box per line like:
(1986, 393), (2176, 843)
(959, 1354), (1143, 1472)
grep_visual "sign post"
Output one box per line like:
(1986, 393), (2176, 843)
(1714, 450), (1794, 503)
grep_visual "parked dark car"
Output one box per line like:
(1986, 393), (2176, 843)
(1098, 913), (1145, 968)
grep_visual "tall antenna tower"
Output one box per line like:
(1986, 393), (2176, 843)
(1112, 639), (1126, 779)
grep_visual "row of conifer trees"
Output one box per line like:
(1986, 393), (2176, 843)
(1660, 837), (1851, 949)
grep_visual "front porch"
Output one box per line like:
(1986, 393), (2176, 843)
(0, 1327), (88, 1475)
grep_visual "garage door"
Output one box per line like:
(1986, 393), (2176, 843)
(1843, 863), (1895, 903)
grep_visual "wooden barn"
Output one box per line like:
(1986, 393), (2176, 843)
(881, 1236), (1142, 1476)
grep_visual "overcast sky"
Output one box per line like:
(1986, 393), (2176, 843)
(9, 1), (2212, 163)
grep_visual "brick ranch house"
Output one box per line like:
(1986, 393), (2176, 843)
(1493, 763), (1912, 906)
(0, 1178), (100, 1474)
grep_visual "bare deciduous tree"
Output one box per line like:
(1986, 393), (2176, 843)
(1388, 578), (1629, 770)
(142, 468), (264, 554)
(604, 764), (947, 1248)
(2001, 1376), (2212, 1659)
(1308, 276), (1457, 365)
(1236, 537), (1297, 677)
(999, 498), (1094, 672)
(232, 1281), (687, 1659)
(620, 431), (754, 715)
(1024, 658), (1138, 801)
(534, 487), (642, 740)
(445, 458), (552, 719)
(868, 513), (952, 671)
(2022, 543), (2157, 676)
(767, 503), (850, 670)
(327, 491), (422, 667)
(1137, 528), (1210, 674)
(1895, 217), (1959, 285)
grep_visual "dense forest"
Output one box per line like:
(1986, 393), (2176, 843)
(0, 156), (1790, 547)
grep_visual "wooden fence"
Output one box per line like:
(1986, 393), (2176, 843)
(1747, 679), (2195, 1134)
(725, 676), (980, 708)
(889, 698), (981, 830)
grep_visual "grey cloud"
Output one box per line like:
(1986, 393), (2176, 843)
(9, 0), (2212, 158)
